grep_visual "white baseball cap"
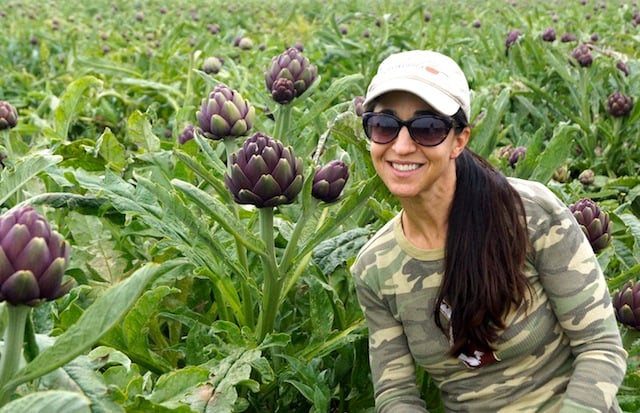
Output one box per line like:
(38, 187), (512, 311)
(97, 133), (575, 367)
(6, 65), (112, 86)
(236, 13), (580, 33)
(363, 50), (471, 121)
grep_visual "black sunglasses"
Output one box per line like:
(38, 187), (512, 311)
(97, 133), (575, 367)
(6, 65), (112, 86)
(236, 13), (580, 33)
(362, 112), (454, 147)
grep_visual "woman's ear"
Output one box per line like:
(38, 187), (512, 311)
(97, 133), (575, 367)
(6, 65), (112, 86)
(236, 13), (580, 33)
(450, 127), (470, 159)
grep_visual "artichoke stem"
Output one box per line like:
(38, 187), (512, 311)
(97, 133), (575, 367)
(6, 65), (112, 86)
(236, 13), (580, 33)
(273, 104), (292, 143)
(223, 137), (254, 327)
(256, 207), (281, 342)
(0, 304), (31, 406)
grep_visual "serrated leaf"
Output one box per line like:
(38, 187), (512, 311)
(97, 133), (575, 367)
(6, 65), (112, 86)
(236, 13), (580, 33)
(96, 128), (128, 173)
(313, 227), (371, 275)
(0, 150), (62, 206)
(62, 356), (125, 413)
(127, 110), (160, 153)
(54, 75), (103, 141)
(530, 122), (578, 183)
(0, 262), (172, 398)
(0, 390), (91, 413)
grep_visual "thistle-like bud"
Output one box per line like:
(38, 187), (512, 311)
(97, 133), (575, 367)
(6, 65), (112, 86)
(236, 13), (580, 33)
(606, 92), (633, 117)
(265, 47), (317, 105)
(541, 27), (556, 42)
(569, 198), (612, 253)
(505, 29), (521, 56)
(0, 206), (72, 306)
(612, 280), (640, 331)
(508, 146), (526, 168)
(353, 96), (365, 117)
(0, 101), (18, 130)
(578, 169), (595, 185)
(312, 160), (350, 203)
(196, 85), (255, 140)
(571, 44), (593, 67)
(224, 132), (303, 208)
(178, 124), (196, 144)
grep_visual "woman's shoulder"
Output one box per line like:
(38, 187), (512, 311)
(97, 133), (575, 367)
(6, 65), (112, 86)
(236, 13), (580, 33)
(351, 214), (401, 275)
(507, 177), (566, 215)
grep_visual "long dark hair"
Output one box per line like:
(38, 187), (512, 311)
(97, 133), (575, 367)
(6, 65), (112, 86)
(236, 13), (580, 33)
(434, 110), (531, 357)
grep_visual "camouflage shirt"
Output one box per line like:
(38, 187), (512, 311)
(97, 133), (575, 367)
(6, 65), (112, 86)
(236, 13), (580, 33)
(351, 178), (627, 412)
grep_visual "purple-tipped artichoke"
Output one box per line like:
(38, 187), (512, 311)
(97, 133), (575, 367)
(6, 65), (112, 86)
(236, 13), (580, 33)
(569, 198), (612, 253)
(0, 101), (18, 130)
(616, 60), (630, 76)
(202, 56), (222, 74)
(353, 96), (365, 117)
(0, 206), (72, 306)
(265, 47), (317, 105)
(508, 146), (526, 168)
(178, 124), (196, 144)
(312, 160), (350, 203)
(196, 85), (255, 140)
(612, 280), (640, 331)
(578, 169), (595, 185)
(505, 29), (521, 56)
(224, 132), (303, 208)
(606, 92), (633, 117)
(571, 44), (593, 67)
(541, 27), (556, 42)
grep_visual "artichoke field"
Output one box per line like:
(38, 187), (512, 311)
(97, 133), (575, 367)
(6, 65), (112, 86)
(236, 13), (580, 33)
(0, 0), (639, 412)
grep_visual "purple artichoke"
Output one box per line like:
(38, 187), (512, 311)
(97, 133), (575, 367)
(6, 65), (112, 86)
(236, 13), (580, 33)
(569, 198), (612, 253)
(178, 124), (196, 144)
(265, 47), (317, 104)
(202, 56), (222, 74)
(312, 160), (350, 203)
(612, 280), (640, 331)
(571, 44), (593, 67)
(541, 27), (556, 42)
(578, 169), (595, 185)
(508, 146), (527, 168)
(353, 96), (365, 117)
(224, 133), (303, 208)
(616, 60), (630, 76)
(606, 92), (633, 117)
(0, 206), (72, 306)
(196, 85), (255, 140)
(505, 29), (521, 56)
(0, 101), (18, 130)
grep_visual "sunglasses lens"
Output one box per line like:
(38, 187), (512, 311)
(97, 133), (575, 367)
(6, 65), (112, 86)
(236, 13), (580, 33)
(410, 117), (451, 146)
(364, 114), (400, 144)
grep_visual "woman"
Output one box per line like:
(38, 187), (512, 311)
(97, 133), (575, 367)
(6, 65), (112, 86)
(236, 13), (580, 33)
(350, 50), (627, 412)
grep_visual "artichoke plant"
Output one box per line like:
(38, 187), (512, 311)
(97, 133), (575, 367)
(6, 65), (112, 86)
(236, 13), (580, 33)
(0, 206), (72, 306)
(196, 85), (255, 140)
(0, 101), (18, 130)
(312, 160), (350, 203)
(612, 280), (640, 331)
(606, 92), (633, 117)
(224, 132), (303, 208)
(568, 198), (612, 253)
(178, 124), (196, 144)
(505, 29), (521, 55)
(265, 47), (317, 104)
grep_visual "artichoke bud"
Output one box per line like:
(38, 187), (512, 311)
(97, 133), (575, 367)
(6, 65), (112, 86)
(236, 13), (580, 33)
(312, 160), (350, 203)
(0, 101), (18, 130)
(196, 85), (255, 140)
(0, 206), (72, 306)
(224, 133), (303, 208)
(265, 47), (317, 104)
(612, 280), (640, 331)
(606, 92), (633, 117)
(569, 198), (612, 253)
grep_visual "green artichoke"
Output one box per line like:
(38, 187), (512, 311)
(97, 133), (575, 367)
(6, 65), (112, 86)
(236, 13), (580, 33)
(0, 101), (18, 130)
(0, 206), (72, 306)
(196, 85), (255, 140)
(265, 47), (317, 104)
(312, 160), (349, 203)
(569, 198), (612, 253)
(224, 132), (303, 208)
(612, 280), (640, 331)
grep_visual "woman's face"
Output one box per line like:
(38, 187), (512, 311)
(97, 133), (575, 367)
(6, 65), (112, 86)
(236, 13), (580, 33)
(369, 91), (468, 200)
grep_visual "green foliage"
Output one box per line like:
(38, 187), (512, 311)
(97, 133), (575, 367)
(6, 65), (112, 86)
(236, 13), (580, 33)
(0, 0), (639, 411)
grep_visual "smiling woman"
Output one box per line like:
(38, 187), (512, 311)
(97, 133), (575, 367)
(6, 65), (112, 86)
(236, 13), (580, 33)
(351, 50), (628, 413)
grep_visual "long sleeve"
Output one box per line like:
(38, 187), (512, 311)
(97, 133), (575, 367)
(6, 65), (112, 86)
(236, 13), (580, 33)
(525, 181), (627, 412)
(353, 276), (427, 413)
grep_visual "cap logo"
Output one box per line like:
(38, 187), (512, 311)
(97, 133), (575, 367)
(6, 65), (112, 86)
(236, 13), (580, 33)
(425, 66), (439, 75)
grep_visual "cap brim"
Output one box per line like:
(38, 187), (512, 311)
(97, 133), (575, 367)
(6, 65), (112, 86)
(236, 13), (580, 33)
(363, 78), (460, 116)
